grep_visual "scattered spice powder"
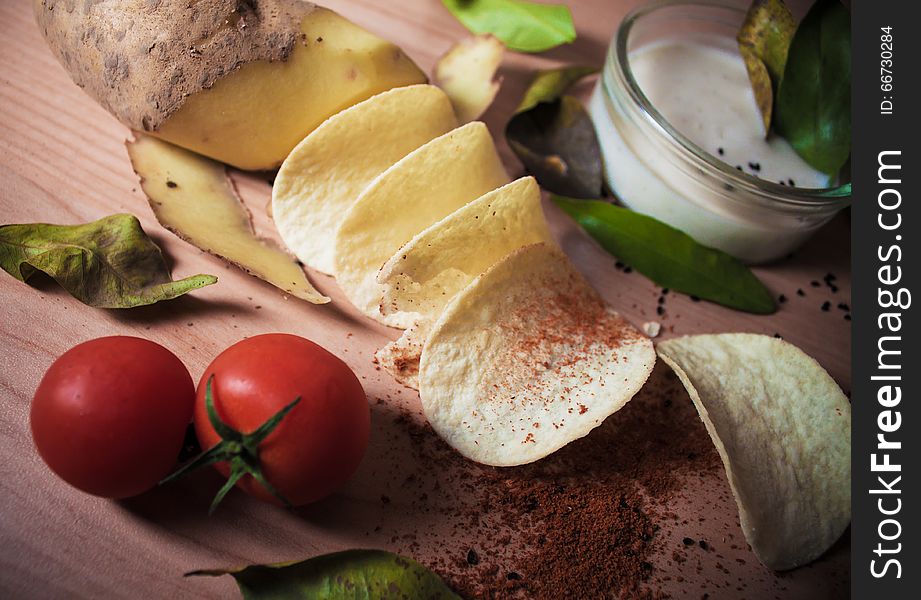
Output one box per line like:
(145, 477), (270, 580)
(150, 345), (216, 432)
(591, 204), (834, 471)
(375, 365), (720, 599)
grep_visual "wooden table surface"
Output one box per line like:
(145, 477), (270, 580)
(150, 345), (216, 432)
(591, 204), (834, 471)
(1, 0), (850, 598)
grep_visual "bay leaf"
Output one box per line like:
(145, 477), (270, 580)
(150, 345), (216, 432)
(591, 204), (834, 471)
(515, 65), (598, 113)
(554, 197), (776, 314)
(737, 0), (796, 134)
(441, 0), (575, 53)
(507, 66), (600, 197)
(190, 549), (460, 600)
(775, 0), (850, 174)
(0, 214), (216, 308)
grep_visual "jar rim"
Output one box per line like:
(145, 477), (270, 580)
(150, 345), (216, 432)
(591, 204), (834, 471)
(612, 0), (851, 208)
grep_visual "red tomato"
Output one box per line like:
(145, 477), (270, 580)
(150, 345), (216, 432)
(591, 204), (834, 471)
(194, 333), (369, 507)
(31, 336), (195, 499)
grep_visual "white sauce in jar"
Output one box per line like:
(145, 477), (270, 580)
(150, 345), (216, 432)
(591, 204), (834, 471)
(590, 36), (841, 263)
(630, 41), (828, 189)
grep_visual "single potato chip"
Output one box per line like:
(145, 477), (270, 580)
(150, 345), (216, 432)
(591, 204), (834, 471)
(375, 177), (553, 387)
(127, 135), (328, 304)
(272, 85), (457, 276)
(334, 122), (508, 327)
(434, 34), (505, 123)
(419, 242), (655, 466)
(656, 334), (851, 570)
(378, 176), (552, 322)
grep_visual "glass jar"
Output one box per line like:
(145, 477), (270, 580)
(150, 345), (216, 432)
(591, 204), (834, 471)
(589, 0), (849, 264)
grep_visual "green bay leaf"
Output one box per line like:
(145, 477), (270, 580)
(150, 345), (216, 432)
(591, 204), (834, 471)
(0, 214), (216, 308)
(737, 0), (796, 134)
(190, 549), (460, 600)
(515, 65), (599, 113)
(442, 0), (576, 53)
(775, 0), (851, 174)
(554, 197), (776, 314)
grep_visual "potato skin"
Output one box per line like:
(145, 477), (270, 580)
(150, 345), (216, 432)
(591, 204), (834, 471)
(34, 0), (313, 132)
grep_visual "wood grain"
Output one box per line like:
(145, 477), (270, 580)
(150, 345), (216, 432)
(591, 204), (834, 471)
(1, 0), (850, 598)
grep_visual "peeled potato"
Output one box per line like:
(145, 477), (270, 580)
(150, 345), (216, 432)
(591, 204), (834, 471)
(34, 1), (426, 170)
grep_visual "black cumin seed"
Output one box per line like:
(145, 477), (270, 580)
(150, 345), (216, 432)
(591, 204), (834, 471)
(658, 296), (665, 305)
(683, 537), (695, 546)
(748, 162), (761, 171)
(662, 288), (670, 295)
(810, 280), (821, 287)
(690, 295), (700, 302)
(735, 165), (743, 171)
(166, 180), (178, 188)
(796, 288), (805, 297)
(773, 333), (782, 339)
(656, 306), (665, 316)
(507, 572), (521, 581)
(845, 314), (852, 321)
(623, 266), (633, 273)
(699, 540), (710, 550)
(717, 147), (725, 156)
(838, 303), (850, 311)
(821, 301), (831, 312)
(466, 549), (480, 565)
(788, 178), (796, 186)
(778, 294), (787, 303)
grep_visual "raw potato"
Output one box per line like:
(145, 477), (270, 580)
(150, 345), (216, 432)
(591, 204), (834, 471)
(272, 85), (457, 276)
(656, 334), (851, 570)
(434, 35), (505, 123)
(127, 135), (328, 304)
(334, 122), (508, 327)
(375, 177), (553, 387)
(35, 1), (426, 170)
(419, 243), (655, 466)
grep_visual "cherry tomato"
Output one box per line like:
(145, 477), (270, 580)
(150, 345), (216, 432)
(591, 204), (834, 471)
(194, 334), (369, 507)
(31, 336), (195, 499)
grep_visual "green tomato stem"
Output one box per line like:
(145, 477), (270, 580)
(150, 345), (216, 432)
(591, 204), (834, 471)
(159, 376), (301, 513)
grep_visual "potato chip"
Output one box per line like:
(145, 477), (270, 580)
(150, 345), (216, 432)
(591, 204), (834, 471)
(272, 85), (457, 275)
(334, 122), (508, 327)
(379, 176), (551, 323)
(375, 321), (428, 389)
(418, 242), (655, 466)
(656, 334), (851, 570)
(375, 177), (553, 387)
